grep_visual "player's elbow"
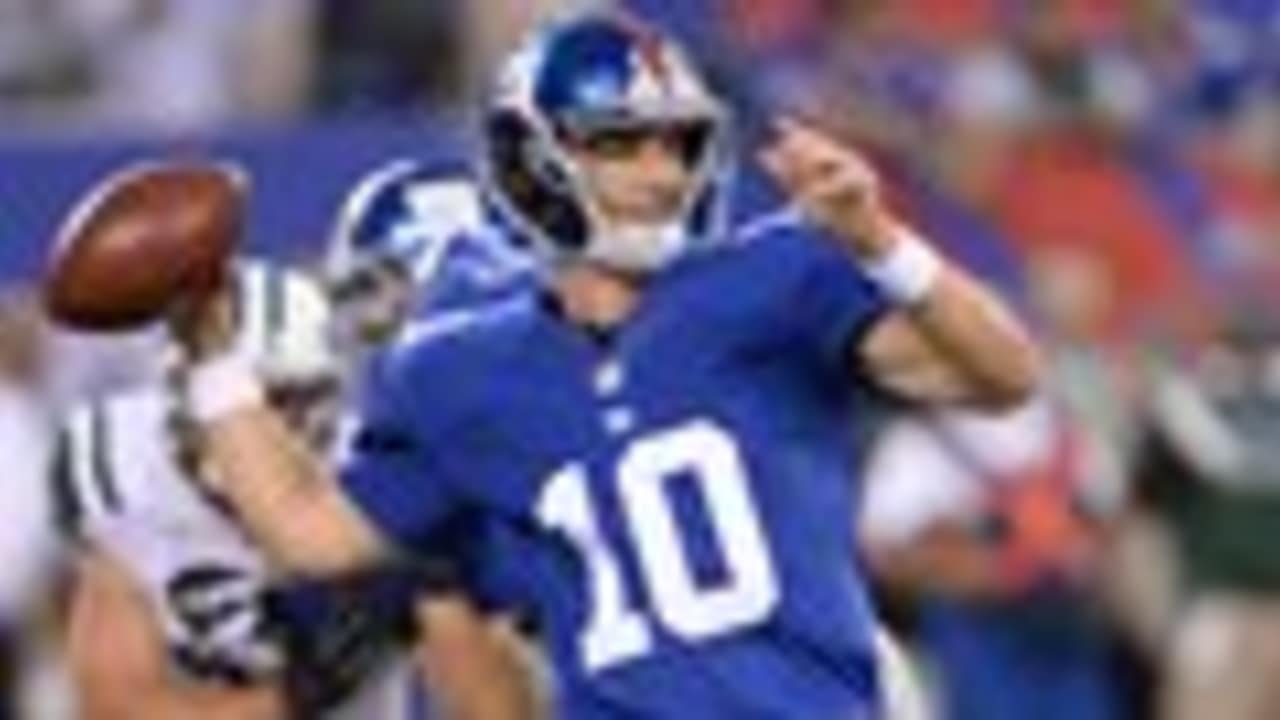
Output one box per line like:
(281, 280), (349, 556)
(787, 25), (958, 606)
(972, 343), (1042, 412)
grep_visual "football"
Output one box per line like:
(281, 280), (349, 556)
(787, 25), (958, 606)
(43, 161), (246, 330)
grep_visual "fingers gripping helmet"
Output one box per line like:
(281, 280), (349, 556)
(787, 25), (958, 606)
(482, 11), (732, 273)
(230, 261), (341, 449)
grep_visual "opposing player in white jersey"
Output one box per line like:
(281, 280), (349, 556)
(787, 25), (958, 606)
(60, 262), (421, 720)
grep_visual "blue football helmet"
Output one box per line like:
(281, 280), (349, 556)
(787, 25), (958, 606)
(482, 11), (732, 273)
(325, 160), (488, 347)
(326, 159), (486, 289)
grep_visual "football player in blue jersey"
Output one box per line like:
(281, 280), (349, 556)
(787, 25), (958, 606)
(170, 11), (1039, 719)
(324, 160), (546, 720)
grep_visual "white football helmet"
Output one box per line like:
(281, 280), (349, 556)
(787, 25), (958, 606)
(229, 261), (342, 449)
(231, 261), (338, 387)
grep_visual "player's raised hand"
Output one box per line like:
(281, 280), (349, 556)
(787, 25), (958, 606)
(758, 117), (898, 258)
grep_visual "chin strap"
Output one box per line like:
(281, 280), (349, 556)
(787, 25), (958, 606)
(584, 220), (686, 273)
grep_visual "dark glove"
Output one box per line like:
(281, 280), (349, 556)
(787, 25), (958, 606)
(268, 575), (416, 719)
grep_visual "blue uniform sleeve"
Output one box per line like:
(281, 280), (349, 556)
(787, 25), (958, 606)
(337, 351), (461, 552)
(782, 224), (891, 374)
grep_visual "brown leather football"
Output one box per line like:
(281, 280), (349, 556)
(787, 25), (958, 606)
(43, 161), (246, 330)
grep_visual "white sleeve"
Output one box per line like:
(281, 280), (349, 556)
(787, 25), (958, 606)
(0, 387), (60, 618)
(57, 390), (282, 682)
(859, 419), (984, 548)
(42, 325), (170, 413)
(56, 388), (192, 544)
(55, 401), (124, 539)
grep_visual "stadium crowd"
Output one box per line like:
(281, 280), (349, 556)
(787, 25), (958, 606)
(1, 1), (1279, 718)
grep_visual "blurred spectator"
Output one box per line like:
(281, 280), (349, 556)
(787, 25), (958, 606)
(318, 0), (607, 115)
(0, 294), (59, 620)
(465, 0), (606, 102)
(1119, 1), (1202, 129)
(0, 0), (93, 122)
(1025, 245), (1139, 449)
(989, 126), (1208, 345)
(775, 0), (944, 152)
(76, 0), (313, 132)
(315, 0), (462, 113)
(884, 36), (1038, 310)
(887, 0), (1006, 49)
(1008, 0), (1156, 128)
(0, 292), (62, 719)
(1026, 243), (1171, 714)
(940, 39), (1039, 139)
(861, 396), (1128, 720)
(1134, 307), (1280, 720)
(235, 0), (315, 123)
(1, 0), (313, 135)
(1185, 82), (1280, 295)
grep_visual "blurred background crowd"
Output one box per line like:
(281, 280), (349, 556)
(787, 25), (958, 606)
(2, 0), (1280, 718)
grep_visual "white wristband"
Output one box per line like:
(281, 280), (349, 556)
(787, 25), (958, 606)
(863, 228), (942, 305)
(184, 352), (265, 423)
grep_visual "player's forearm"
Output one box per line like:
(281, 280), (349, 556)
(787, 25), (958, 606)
(849, 212), (1040, 409)
(200, 405), (385, 577)
(172, 280), (382, 576)
(901, 264), (1041, 409)
(760, 120), (1040, 408)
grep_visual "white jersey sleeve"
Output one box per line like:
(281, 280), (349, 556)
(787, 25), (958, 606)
(0, 385), (59, 620)
(58, 385), (281, 684)
(55, 384), (420, 719)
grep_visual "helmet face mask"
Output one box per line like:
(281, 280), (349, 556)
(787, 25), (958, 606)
(483, 12), (732, 275)
(328, 259), (415, 348)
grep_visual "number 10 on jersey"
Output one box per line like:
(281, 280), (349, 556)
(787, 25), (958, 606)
(537, 419), (780, 672)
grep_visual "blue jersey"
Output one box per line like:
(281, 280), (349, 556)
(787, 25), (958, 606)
(340, 213), (891, 719)
(410, 224), (537, 316)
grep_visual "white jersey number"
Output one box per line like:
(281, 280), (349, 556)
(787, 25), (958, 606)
(537, 419), (779, 672)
